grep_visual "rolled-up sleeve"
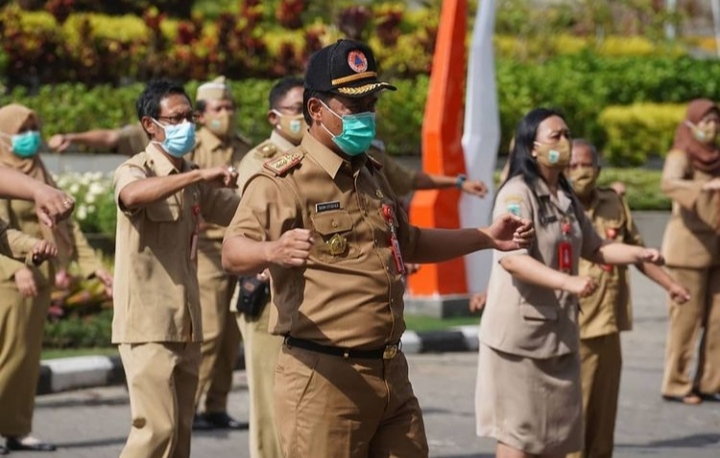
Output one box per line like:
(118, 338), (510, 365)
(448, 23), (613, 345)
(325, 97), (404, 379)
(113, 163), (147, 214)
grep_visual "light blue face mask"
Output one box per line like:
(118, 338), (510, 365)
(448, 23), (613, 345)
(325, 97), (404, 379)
(10, 130), (41, 158)
(152, 119), (196, 157)
(320, 101), (376, 156)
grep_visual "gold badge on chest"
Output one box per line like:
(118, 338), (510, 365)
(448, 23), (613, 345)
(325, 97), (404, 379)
(327, 234), (348, 256)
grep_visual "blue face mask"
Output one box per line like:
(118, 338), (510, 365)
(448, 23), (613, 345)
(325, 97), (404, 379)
(10, 130), (41, 158)
(152, 119), (196, 157)
(320, 101), (376, 156)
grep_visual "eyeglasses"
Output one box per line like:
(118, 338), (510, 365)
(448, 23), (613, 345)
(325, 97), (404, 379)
(276, 105), (304, 115)
(158, 112), (198, 125)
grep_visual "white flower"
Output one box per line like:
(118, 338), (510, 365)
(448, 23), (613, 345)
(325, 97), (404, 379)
(87, 205), (96, 214)
(76, 204), (87, 220)
(85, 193), (96, 204)
(69, 183), (80, 194)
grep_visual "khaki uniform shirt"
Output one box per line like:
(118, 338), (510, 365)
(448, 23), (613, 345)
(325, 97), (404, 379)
(0, 198), (103, 287)
(224, 133), (421, 349)
(578, 188), (643, 340)
(236, 131), (295, 194)
(188, 127), (251, 242)
(0, 218), (39, 280)
(112, 143), (241, 344)
(367, 141), (417, 197)
(480, 176), (604, 359)
(661, 149), (720, 268)
(116, 123), (149, 157)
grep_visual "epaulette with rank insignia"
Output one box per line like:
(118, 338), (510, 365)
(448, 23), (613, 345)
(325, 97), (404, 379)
(263, 151), (304, 176)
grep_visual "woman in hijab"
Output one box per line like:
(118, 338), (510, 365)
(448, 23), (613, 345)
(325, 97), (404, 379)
(0, 103), (113, 453)
(660, 98), (720, 405)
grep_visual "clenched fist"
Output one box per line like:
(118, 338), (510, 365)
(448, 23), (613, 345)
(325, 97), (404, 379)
(267, 229), (313, 268)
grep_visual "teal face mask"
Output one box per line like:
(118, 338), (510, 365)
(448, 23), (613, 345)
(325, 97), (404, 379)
(320, 101), (376, 156)
(11, 131), (41, 158)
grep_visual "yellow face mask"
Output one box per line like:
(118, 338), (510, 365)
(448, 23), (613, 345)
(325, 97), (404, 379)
(273, 110), (306, 143)
(534, 138), (571, 169)
(568, 165), (597, 198)
(206, 110), (236, 139)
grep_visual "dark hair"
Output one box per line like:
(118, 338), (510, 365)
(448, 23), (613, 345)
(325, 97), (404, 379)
(302, 89), (332, 125)
(572, 138), (600, 167)
(269, 77), (304, 110)
(501, 108), (579, 219)
(136, 80), (190, 123)
(196, 99), (207, 113)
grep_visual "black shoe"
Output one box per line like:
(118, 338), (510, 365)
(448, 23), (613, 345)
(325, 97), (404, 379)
(696, 392), (720, 402)
(202, 412), (248, 430)
(662, 394), (703, 405)
(0, 444), (8, 455)
(192, 414), (216, 431)
(6, 436), (57, 451)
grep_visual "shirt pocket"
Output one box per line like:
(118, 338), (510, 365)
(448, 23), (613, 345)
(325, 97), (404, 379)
(520, 304), (558, 321)
(311, 210), (358, 263)
(143, 199), (182, 250)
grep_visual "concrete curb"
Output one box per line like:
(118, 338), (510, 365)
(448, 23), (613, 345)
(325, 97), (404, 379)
(38, 327), (480, 395)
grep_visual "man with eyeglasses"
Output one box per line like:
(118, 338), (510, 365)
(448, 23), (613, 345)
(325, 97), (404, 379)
(112, 80), (241, 458)
(186, 76), (251, 431)
(232, 75), (305, 458)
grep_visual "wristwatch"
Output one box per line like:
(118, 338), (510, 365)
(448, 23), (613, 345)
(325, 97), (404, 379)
(456, 174), (467, 189)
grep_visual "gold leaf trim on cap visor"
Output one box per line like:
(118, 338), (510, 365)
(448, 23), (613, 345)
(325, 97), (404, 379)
(336, 82), (392, 95)
(331, 71), (377, 86)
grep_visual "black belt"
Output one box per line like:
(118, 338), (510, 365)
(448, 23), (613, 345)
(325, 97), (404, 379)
(284, 336), (401, 360)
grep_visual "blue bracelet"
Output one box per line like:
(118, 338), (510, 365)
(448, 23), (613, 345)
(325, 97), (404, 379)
(456, 174), (467, 189)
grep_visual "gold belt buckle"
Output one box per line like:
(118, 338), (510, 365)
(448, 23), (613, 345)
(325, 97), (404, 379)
(383, 344), (398, 360)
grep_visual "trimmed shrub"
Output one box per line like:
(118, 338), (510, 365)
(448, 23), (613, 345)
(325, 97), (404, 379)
(598, 103), (686, 166)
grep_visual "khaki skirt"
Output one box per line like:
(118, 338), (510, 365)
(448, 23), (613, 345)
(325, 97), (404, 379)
(475, 343), (583, 455)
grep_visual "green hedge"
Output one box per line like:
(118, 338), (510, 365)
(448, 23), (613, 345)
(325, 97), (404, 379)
(3, 54), (719, 160)
(598, 103), (686, 166)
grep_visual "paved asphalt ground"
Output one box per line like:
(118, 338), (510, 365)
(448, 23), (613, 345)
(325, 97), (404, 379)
(18, 268), (720, 457)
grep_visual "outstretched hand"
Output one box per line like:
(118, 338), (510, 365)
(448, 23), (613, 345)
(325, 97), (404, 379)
(484, 213), (534, 251)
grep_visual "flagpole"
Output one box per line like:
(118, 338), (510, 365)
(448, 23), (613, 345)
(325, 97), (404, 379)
(460, 0), (499, 295)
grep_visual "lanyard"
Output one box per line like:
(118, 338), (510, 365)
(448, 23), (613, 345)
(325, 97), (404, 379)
(381, 204), (405, 275)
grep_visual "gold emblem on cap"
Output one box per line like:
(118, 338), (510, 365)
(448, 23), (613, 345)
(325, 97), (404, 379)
(327, 234), (348, 256)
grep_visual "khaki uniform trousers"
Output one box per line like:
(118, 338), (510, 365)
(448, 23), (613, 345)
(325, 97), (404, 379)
(567, 333), (622, 458)
(236, 302), (283, 458)
(119, 342), (200, 458)
(195, 239), (240, 413)
(274, 345), (429, 458)
(663, 266), (720, 396)
(0, 283), (50, 437)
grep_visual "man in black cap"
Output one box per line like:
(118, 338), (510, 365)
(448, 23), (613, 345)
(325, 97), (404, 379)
(221, 39), (534, 457)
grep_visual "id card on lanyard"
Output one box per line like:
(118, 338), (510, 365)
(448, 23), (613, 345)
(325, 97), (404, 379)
(381, 204), (406, 275)
(190, 204), (200, 261)
(558, 218), (572, 273)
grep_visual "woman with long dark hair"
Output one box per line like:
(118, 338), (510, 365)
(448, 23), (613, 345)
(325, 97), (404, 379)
(475, 108), (664, 457)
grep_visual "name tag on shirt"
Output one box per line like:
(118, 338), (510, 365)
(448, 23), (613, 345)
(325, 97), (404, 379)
(316, 201), (341, 213)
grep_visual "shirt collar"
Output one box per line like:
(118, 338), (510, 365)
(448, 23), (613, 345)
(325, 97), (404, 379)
(535, 176), (574, 214)
(197, 127), (224, 152)
(301, 132), (367, 179)
(270, 130), (298, 153)
(147, 142), (185, 176)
